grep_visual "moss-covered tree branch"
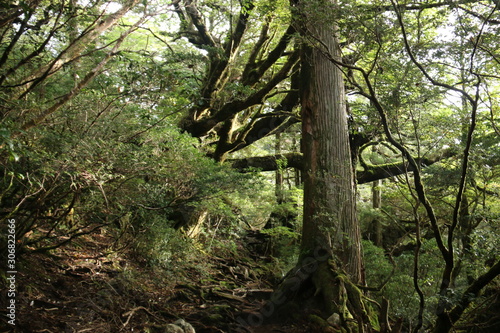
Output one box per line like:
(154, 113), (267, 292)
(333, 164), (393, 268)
(229, 148), (454, 184)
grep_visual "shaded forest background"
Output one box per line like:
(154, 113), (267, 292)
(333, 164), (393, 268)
(1, 0), (499, 332)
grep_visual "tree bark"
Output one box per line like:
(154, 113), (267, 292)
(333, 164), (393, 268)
(299, 6), (363, 284)
(284, 0), (367, 329)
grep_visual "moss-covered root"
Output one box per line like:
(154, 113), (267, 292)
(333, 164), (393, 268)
(314, 259), (380, 333)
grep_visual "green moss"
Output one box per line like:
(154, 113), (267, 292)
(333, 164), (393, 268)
(205, 313), (224, 323)
(309, 314), (329, 327)
(367, 303), (380, 331)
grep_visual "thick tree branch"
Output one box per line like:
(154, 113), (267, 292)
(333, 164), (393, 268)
(357, 158), (441, 184)
(229, 148), (453, 185)
(229, 62), (301, 153)
(183, 50), (300, 137)
(176, 0), (255, 128)
(176, 2), (298, 158)
(242, 24), (296, 87)
(241, 19), (271, 81)
(232, 112), (300, 153)
(183, 0), (218, 47)
(230, 153), (303, 172)
(224, 2), (255, 57)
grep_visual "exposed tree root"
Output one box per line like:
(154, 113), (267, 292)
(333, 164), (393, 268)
(262, 256), (379, 333)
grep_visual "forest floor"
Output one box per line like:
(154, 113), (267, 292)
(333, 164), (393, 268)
(1, 229), (322, 333)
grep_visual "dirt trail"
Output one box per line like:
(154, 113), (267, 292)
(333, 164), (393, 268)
(1, 231), (317, 332)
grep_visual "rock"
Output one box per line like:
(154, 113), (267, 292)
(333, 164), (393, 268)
(327, 313), (340, 327)
(174, 319), (196, 333)
(164, 324), (183, 333)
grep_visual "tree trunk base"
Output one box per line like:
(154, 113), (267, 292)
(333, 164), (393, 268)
(245, 254), (378, 332)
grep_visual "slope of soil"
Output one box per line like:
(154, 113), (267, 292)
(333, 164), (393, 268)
(1, 230), (319, 333)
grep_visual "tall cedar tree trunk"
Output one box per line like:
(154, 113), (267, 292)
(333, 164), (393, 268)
(294, 0), (366, 327)
(299, 4), (363, 282)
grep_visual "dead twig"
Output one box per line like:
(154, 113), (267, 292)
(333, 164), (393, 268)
(122, 306), (158, 327)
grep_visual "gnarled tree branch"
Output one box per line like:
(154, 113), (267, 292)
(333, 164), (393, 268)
(229, 147), (454, 185)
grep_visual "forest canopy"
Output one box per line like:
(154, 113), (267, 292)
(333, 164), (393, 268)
(1, 0), (499, 332)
